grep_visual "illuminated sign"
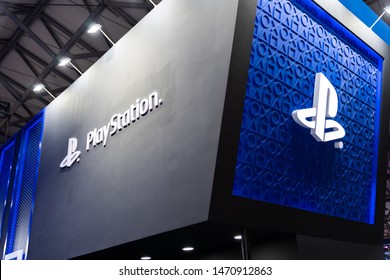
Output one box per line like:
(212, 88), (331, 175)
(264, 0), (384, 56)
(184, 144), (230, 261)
(60, 138), (81, 168)
(60, 91), (163, 168)
(292, 72), (345, 149)
(232, 0), (383, 224)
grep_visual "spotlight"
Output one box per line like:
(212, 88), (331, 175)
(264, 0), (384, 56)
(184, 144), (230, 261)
(58, 57), (83, 75)
(33, 83), (56, 99)
(87, 23), (115, 46)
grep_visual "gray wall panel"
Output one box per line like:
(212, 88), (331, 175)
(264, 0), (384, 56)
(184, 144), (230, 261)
(28, 0), (239, 259)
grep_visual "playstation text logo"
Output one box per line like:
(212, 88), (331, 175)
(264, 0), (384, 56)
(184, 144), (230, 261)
(60, 138), (81, 168)
(292, 72), (345, 149)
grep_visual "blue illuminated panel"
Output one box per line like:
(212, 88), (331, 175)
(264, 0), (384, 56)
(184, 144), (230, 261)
(4, 111), (44, 259)
(0, 139), (16, 239)
(232, 0), (383, 224)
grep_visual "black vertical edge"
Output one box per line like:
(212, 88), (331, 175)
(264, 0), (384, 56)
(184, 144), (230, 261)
(209, 0), (258, 220)
(240, 227), (251, 260)
(374, 46), (390, 244)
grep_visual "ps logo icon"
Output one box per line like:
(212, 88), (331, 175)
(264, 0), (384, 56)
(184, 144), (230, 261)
(292, 73), (346, 149)
(60, 138), (81, 168)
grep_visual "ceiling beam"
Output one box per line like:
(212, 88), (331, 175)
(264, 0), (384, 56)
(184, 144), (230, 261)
(14, 44), (74, 84)
(0, 1), (34, 12)
(70, 51), (106, 60)
(9, 117), (32, 126)
(41, 18), (65, 49)
(0, 2), (55, 58)
(0, 3), (111, 131)
(107, 2), (154, 10)
(15, 48), (40, 77)
(0, 71), (26, 93)
(83, 0), (93, 13)
(107, 6), (137, 27)
(0, 74), (22, 101)
(39, 13), (98, 53)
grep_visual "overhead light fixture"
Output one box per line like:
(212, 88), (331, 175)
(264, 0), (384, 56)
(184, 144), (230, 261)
(369, 7), (390, 29)
(33, 83), (56, 99)
(234, 235), (242, 240)
(140, 256), (151, 260)
(58, 57), (71, 67)
(33, 84), (45, 92)
(87, 23), (102, 34)
(58, 57), (83, 75)
(182, 246), (194, 252)
(87, 23), (115, 46)
(149, 0), (157, 7)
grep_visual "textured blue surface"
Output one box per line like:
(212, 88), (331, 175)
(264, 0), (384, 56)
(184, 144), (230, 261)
(0, 139), (16, 239)
(4, 111), (44, 259)
(232, 0), (383, 224)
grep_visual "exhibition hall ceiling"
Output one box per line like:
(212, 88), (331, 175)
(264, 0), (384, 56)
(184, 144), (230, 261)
(0, 0), (162, 146)
(364, 0), (390, 26)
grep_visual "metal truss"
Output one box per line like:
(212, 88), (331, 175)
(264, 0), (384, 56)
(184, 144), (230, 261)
(0, 0), (159, 145)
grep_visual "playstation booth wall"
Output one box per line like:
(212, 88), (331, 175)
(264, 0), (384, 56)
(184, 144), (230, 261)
(0, 0), (388, 260)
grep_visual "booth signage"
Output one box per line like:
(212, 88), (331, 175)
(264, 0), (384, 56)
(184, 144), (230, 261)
(60, 91), (163, 168)
(292, 72), (346, 149)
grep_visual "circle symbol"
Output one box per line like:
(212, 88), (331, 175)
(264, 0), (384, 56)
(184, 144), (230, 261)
(334, 141), (344, 149)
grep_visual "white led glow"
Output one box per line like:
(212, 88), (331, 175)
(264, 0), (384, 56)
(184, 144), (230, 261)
(234, 235), (242, 240)
(58, 57), (71, 66)
(87, 23), (102, 34)
(182, 247), (194, 252)
(33, 84), (45, 92)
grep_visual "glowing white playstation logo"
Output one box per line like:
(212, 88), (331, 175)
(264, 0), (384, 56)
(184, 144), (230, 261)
(292, 72), (345, 149)
(60, 138), (81, 168)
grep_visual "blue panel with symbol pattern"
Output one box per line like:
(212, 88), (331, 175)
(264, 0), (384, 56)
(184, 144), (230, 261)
(232, 0), (383, 224)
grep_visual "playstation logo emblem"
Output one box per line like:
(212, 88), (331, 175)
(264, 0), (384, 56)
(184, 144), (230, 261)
(60, 138), (81, 168)
(292, 72), (346, 149)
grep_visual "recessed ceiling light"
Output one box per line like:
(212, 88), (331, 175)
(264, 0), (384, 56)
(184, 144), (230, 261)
(182, 247), (194, 252)
(234, 235), (242, 240)
(140, 256), (151, 260)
